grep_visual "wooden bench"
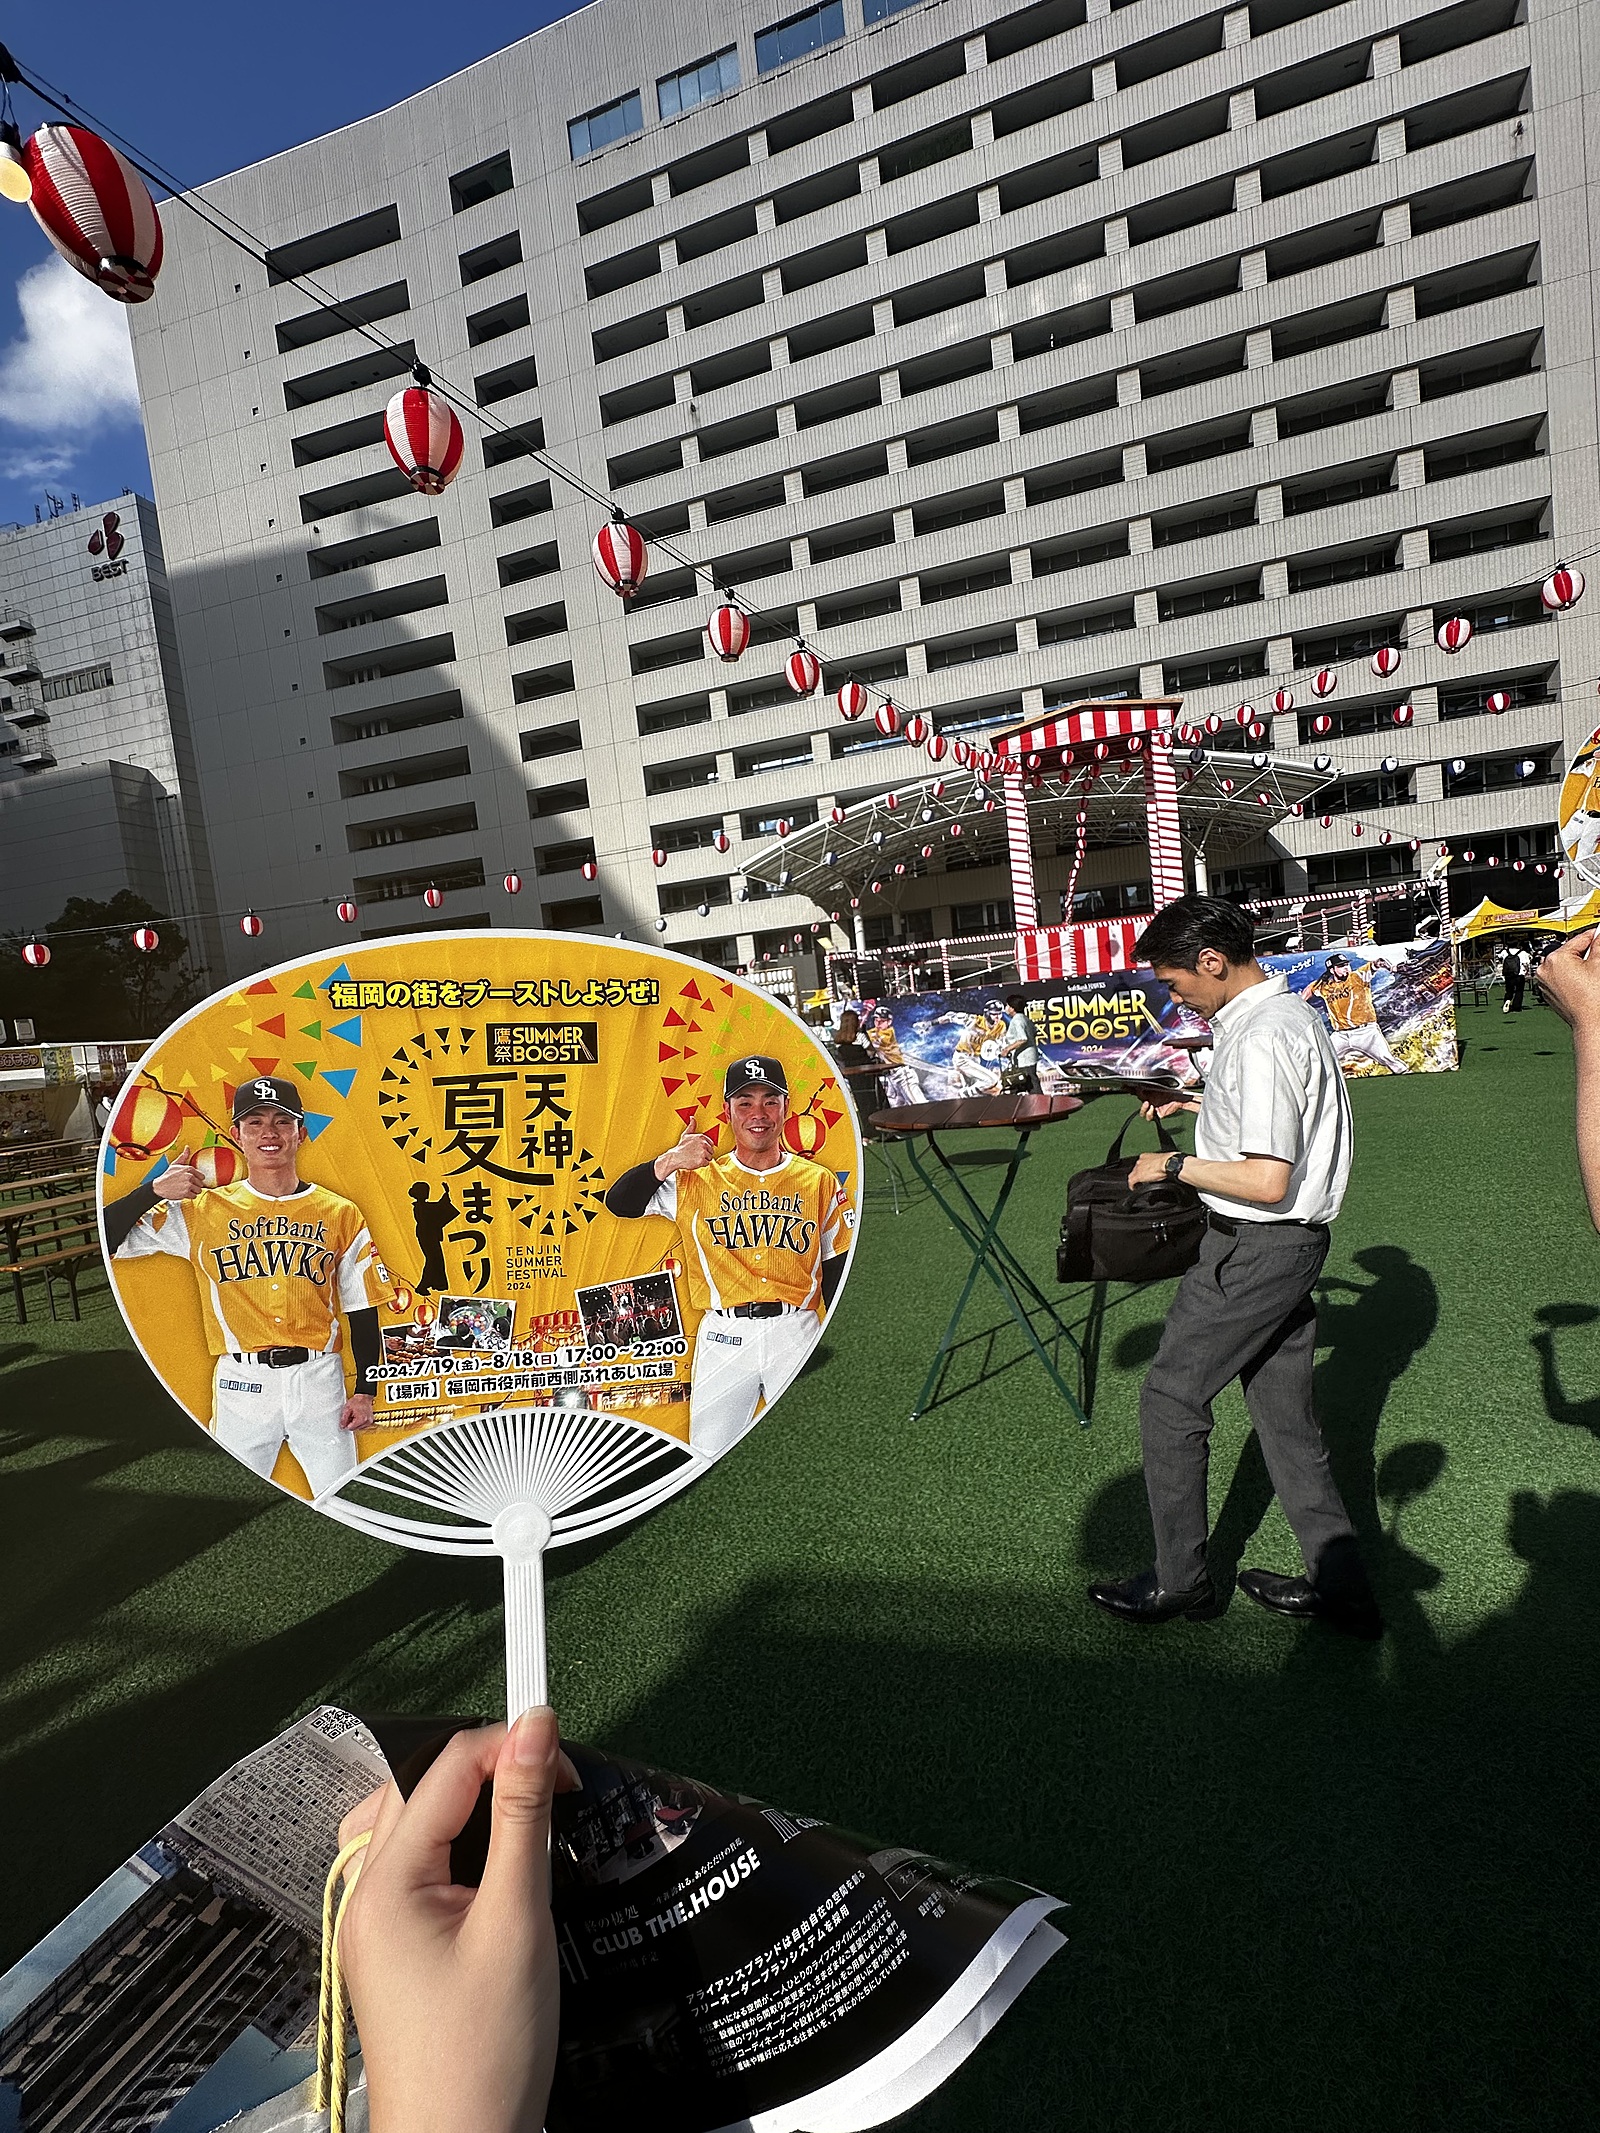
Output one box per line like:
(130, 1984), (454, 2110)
(2, 1196), (102, 1324)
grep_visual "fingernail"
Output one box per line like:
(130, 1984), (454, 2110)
(512, 1708), (555, 1763)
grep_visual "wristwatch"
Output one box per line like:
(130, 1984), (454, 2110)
(1163, 1151), (1187, 1183)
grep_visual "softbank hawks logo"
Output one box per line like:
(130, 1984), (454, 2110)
(88, 512), (128, 581)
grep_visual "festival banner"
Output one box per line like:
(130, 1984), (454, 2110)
(847, 938), (1457, 1101)
(98, 935), (860, 1505)
(1558, 720), (1600, 887)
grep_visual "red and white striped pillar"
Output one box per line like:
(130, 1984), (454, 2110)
(1003, 765), (1039, 926)
(1143, 744), (1186, 908)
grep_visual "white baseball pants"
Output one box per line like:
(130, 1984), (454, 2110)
(689, 1308), (822, 1461)
(212, 1352), (359, 1499)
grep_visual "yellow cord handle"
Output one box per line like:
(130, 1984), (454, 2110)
(315, 1831), (372, 2132)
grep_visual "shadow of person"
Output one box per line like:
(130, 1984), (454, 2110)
(1529, 1304), (1600, 1438)
(1372, 1440), (1447, 1657)
(1078, 1469), (1156, 1573)
(1207, 1245), (1440, 1609)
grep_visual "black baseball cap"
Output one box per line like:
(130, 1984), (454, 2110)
(232, 1075), (305, 1121)
(724, 1054), (788, 1099)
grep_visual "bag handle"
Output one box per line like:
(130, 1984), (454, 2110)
(1104, 1106), (1179, 1165)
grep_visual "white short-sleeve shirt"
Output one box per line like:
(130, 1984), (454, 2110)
(1193, 973), (1352, 1224)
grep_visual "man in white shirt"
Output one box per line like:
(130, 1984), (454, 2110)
(999, 991), (1041, 1092)
(1088, 896), (1381, 1638)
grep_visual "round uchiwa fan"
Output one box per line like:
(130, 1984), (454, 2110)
(320, 1405), (692, 1717)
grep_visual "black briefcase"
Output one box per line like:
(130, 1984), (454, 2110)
(1057, 1110), (1206, 1284)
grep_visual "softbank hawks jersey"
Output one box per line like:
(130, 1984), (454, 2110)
(646, 1151), (851, 1314)
(112, 1181), (386, 1354)
(1308, 967), (1378, 1032)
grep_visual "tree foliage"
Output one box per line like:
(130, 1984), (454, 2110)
(0, 893), (209, 1039)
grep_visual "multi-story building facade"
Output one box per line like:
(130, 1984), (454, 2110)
(0, 494), (217, 949)
(131, 0), (1598, 976)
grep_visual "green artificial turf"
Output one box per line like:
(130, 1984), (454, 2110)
(3, 999), (1597, 2130)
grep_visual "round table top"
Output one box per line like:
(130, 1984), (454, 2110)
(869, 1093), (1084, 1134)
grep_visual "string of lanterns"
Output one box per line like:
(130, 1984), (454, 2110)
(0, 50), (1593, 951)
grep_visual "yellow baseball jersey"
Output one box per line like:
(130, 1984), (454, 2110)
(111, 1180), (386, 1355)
(645, 1151), (852, 1314)
(1309, 968), (1377, 1032)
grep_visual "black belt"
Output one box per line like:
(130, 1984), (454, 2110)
(1208, 1213), (1327, 1237)
(726, 1302), (786, 1319)
(231, 1346), (312, 1366)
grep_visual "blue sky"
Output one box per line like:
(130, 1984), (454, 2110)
(0, 2), (582, 527)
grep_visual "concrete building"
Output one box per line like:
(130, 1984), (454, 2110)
(0, 494), (218, 951)
(130, 0), (1599, 976)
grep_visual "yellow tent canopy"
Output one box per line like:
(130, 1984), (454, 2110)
(1451, 897), (1543, 942)
(1552, 887), (1600, 935)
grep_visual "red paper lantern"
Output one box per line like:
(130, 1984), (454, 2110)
(1290, 802), (1305, 819)
(383, 384), (465, 495)
(952, 739), (973, 767)
(1462, 848), (1476, 861)
(420, 889), (443, 911)
(1541, 566), (1585, 613)
(829, 805), (845, 824)
(777, 819), (792, 838)
(504, 871), (523, 895)
(921, 844), (934, 858)
(581, 860), (598, 881)
(1311, 669), (1338, 699)
(927, 732), (948, 762)
(651, 848), (667, 868)
(593, 520), (648, 598)
(1371, 646), (1402, 678)
(874, 700), (900, 737)
(1220, 777), (1235, 795)
(950, 822), (963, 838)
(931, 778), (946, 799)
(904, 713), (929, 748)
(1248, 720), (1267, 741)
(131, 925), (159, 953)
(1436, 615), (1473, 654)
(1273, 688), (1295, 714)
(706, 603), (751, 661)
(21, 938), (49, 968)
(1320, 814), (1335, 829)
(22, 125), (163, 302)
(837, 681), (869, 722)
(1351, 822), (1364, 838)
(1311, 713), (1333, 737)
(112, 1084), (184, 1158)
(1486, 855), (1498, 867)
(1392, 702), (1414, 726)
(712, 831), (731, 854)
(786, 647), (821, 695)
(1127, 734), (1145, 755)
(1486, 690), (1511, 714)
(1204, 714), (1223, 736)
(336, 899), (358, 924)
(1234, 703), (1253, 728)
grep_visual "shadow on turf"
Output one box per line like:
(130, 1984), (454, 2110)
(1528, 1304), (1600, 1438)
(596, 1487), (1600, 2132)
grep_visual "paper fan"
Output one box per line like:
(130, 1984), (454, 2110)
(319, 1405), (692, 1716)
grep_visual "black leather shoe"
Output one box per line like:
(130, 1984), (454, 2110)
(1087, 1568), (1221, 1624)
(1237, 1568), (1384, 1641)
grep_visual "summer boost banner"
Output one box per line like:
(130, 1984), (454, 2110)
(98, 934), (862, 1506)
(849, 938), (1458, 1102)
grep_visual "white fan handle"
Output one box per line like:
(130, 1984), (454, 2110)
(494, 1503), (553, 1724)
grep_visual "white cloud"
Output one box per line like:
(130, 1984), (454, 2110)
(0, 252), (141, 437)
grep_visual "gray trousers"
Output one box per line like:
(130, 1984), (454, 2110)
(1139, 1220), (1357, 1594)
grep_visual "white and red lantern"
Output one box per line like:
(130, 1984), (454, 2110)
(1234, 703), (1253, 728)
(504, 871), (523, 895)
(1486, 854), (1498, 868)
(786, 648), (821, 695)
(420, 889), (443, 912)
(874, 701), (900, 739)
(1379, 830), (1393, 845)
(1462, 848), (1476, 862)
(904, 713), (929, 748)
(22, 125), (163, 302)
(1204, 714), (1223, 736)
(706, 603), (750, 662)
(926, 731), (948, 763)
(650, 848), (667, 868)
(1311, 669), (1338, 699)
(829, 804), (846, 825)
(336, 899), (358, 924)
(1273, 688), (1295, 715)
(383, 384), (466, 496)
(1220, 777), (1235, 795)
(884, 792), (900, 812)
(1351, 822), (1364, 838)
(950, 822), (963, 838)
(712, 830), (731, 854)
(240, 909), (265, 935)
(1311, 713), (1333, 737)
(931, 778), (946, 799)
(777, 818), (792, 838)
(1290, 802), (1305, 819)
(1436, 615), (1473, 654)
(1319, 814), (1335, 829)
(581, 860), (598, 881)
(1126, 734), (1145, 756)
(1486, 690), (1512, 715)
(593, 520), (648, 598)
(1392, 702), (1414, 726)
(131, 925), (159, 953)
(21, 938), (49, 969)
(837, 680), (868, 722)
(952, 739), (973, 767)
(922, 844), (934, 859)
(1371, 646), (1402, 678)
(1541, 565), (1585, 613)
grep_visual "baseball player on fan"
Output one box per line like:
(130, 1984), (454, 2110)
(103, 1076), (388, 1497)
(603, 1056), (854, 1460)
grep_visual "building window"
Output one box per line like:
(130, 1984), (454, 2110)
(41, 662), (113, 701)
(569, 91), (643, 161)
(659, 48), (740, 118)
(756, 1), (845, 75)
(863, 0), (922, 20)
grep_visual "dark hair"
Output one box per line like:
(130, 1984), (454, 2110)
(1135, 895), (1256, 971)
(1004, 992), (1026, 1011)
